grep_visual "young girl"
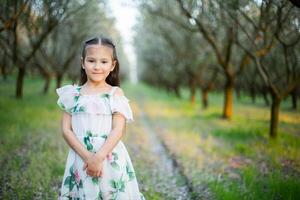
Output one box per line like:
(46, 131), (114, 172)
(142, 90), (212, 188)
(56, 36), (146, 200)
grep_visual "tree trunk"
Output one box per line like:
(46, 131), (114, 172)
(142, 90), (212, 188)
(250, 86), (256, 103)
(16, 67), (25, 98)
(56, 73), (63, 88)
(235, 87), (241, 100)
(223, 78), (234, 119)
(262, 90), (270, 106)
(1, 65), (7, 80)
(173, 85), (181, 98)
(290, 87), (298, 110)
(43, 74), (51, 94)
(270, 94), (281, 138)
(189, 79), (196, 104)
(201, 89), (208, 109)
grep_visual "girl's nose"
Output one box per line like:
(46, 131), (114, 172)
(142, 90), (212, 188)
(93, 62), (101, 69)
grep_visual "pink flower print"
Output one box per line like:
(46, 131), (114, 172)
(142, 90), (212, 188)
(107, 152), (113, 161)
(74, 169), (80, 184)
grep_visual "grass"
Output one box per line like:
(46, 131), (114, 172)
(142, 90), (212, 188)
(1, 75), (299, 199)
(127, 82), (300, 200)
(0, 76), (66, 199)
(0, 76), (175, 199)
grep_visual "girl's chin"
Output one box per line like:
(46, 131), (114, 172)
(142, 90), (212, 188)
(89, 77), (106, 82)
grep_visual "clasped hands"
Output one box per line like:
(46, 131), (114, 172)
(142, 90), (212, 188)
(83, 151), (112, 177)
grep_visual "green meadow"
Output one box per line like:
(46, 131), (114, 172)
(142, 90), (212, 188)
(0, 76), (299, 199)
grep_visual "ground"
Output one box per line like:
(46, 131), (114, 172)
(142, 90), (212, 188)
(0, 77), (299, 199)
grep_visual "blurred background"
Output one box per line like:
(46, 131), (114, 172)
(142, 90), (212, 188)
(0, 0), (299, 199)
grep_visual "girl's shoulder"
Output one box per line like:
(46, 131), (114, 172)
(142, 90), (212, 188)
(56, 84), (79, 96)
(111, 86), (125, 97)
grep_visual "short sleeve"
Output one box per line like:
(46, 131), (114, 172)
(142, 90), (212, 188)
(109, 95), (134, 123)
(56, 84), (78, 114)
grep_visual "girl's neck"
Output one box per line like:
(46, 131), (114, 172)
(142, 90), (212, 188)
(80, 81), (112, 95)
(84, 81), (109, 89)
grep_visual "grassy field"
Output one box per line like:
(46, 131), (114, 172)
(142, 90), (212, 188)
(127, 82), (300, 199)
(0, 76), (299, 199)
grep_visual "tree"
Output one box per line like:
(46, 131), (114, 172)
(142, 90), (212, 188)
(175, 0), (251, 119)
(234, 0), (300, 137)
(0, 0), (88, 98)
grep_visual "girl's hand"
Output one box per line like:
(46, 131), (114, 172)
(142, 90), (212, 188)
(82, 151), (113, 177)
(83, 153), (104, 177)
(83, 151), (94, 163)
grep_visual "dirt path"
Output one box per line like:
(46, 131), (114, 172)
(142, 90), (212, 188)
(136, 101), (194, 200)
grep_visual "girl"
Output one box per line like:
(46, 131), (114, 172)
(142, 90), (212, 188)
(56, 36), (146, 200)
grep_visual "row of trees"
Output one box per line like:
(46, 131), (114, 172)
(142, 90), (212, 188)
(134, 0), (300, 137)
(0, 0), (129, 98)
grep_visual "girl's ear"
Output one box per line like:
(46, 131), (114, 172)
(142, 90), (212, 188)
(81, 57), (85, 69)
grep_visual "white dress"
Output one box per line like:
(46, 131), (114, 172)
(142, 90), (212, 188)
(56, 84), (145, 200)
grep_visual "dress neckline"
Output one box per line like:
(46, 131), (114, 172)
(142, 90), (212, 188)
(77, 85), (114, 96)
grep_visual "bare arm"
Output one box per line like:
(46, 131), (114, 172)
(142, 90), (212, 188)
(95, 113), (126, 161)
(95, 88), (127, 162)
(82, 87), (129, 177)
(60, 111), (91, 162)
(83, 112), (125, 177)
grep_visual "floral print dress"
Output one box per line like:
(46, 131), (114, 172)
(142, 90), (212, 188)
(56, 84), (145, 200)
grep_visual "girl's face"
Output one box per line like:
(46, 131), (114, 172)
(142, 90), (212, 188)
(82, 44), (116, 83)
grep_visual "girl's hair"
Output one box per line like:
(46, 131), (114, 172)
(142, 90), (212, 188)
(79, 36), (120, 86)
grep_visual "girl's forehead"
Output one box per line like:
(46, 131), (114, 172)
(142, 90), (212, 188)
(85, 44), (113, 55)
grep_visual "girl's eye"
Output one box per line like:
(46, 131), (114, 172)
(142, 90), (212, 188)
(101, 61), (107, 64)
(87, 59), (94, 62)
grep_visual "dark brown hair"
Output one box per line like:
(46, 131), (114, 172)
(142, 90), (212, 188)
(79, 36), (120, 86)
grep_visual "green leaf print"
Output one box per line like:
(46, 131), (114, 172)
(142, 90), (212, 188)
(112, 152), (118, 160)
(108, 192), (117, 200)
(64, 164), (83, 196)
(101, 135), (108, 140)
(118, 181), (125, 192)
(72, 104), (77, 113)
(78, 180), (83, 188)
(64, 175), (76, 191)
(69, 164), (74, 175)
(101, 93), (110, 98)
(83, 134), (93, 151)
(110, 152), (120, 170)
(78, 106), (85, 112)
(92, 177), (99, 185)
(111, 161), (120, 170)
(63, 176), (71, 187)
(109, 175), (126, 192)
(71, 99), (86, 113)
(64, 164), (83, 192)
(86, 130), (93, 137)
(74, 95), (80, 102)
(126, 162), (135, 181)
(109, 180), (117, 189)
(97, 191), (104, 200)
